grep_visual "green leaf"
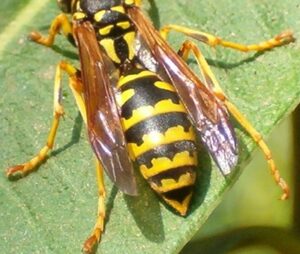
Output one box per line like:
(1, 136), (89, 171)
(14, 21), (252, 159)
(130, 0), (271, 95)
(0, 1), (299, 254)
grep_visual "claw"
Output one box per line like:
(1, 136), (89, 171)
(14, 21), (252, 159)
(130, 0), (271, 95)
(276, 30), (296, 44)
(82, 235), (98, 254)
(6, 165), (26, 180)
(29, 31), (42, 42)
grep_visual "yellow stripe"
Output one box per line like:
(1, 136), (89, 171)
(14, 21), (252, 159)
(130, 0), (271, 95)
(154, 81), (176, 92)
(117, 70), (156, 88)
(162, 192), (193, 216)
(117, 21), (131, 30)
(123, 31), (135, 60)
(116, 89), (135, 107)
(121, 99), (187, 129)
(99, 24), (114, 36)
(94, 10), (106, 22)
(151, 172), (196, 192)
(140, 151), (197, 178)
(128, 126), (196, 158)
(111, 6), (125, 13)
(73, 12), (87, 20)
(100, 39), (121, 64)
(125, 0), (135, 5)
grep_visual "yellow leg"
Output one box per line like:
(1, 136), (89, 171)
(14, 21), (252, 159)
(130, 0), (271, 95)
(160, 24), (294, 52)
(60, 61), (87, 124)
(82, 160), (106, 254)
(6, 61), (85, 179)
(179, 40), (289, 200)
(30, 13), (73, 47)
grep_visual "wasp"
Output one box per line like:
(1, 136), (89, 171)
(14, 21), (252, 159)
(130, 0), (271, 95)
(5, 0), (294, 253)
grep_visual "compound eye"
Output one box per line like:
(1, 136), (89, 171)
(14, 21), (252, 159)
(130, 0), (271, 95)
(57, 0), (73, 13)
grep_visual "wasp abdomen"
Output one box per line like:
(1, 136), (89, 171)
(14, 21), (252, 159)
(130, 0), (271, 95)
(117, 68), (198, 215)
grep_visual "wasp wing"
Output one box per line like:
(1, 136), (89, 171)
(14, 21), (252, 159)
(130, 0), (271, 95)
(73, 21), (137, 195)
(128, 7), (238, 174)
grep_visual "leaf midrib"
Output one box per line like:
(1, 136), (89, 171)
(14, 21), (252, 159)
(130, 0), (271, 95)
(0, 0), (51, 56)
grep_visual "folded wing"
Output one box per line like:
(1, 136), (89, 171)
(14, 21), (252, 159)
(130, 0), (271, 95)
(128, 7), (238, 174)
(74, 21), (137, 195)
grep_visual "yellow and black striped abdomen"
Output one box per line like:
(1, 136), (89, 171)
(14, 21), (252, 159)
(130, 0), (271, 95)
(116, 68), (198, 215)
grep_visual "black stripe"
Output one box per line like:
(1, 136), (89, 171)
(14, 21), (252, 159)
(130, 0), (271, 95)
(96, 11), (129, 27)
(136, 141), (197, 168)
(114, 36), (130, 62)
(162, 186), (194, 203)
(125, 112), (192, 145)
(81, 0), (122, 14)
(122, 67), (148, 76)
(147, 166), (196, 188)
(121, 76), (180, 119)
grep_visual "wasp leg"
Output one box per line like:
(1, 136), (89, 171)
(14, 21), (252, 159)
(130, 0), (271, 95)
(179, 40), (290, 200)
(6, 61), (85, 180)
(160, 24), (294, 52)
(83, 160), (106, 254)
(60, 61), (87, 124)
(30, 13), (73, 47)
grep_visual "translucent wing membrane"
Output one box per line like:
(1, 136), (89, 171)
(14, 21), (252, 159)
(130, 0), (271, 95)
(74, 21), (137, 195)
(128, 7), (238, 174)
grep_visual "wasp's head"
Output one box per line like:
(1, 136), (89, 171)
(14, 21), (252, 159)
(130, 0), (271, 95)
(57, 0), (78, 13)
